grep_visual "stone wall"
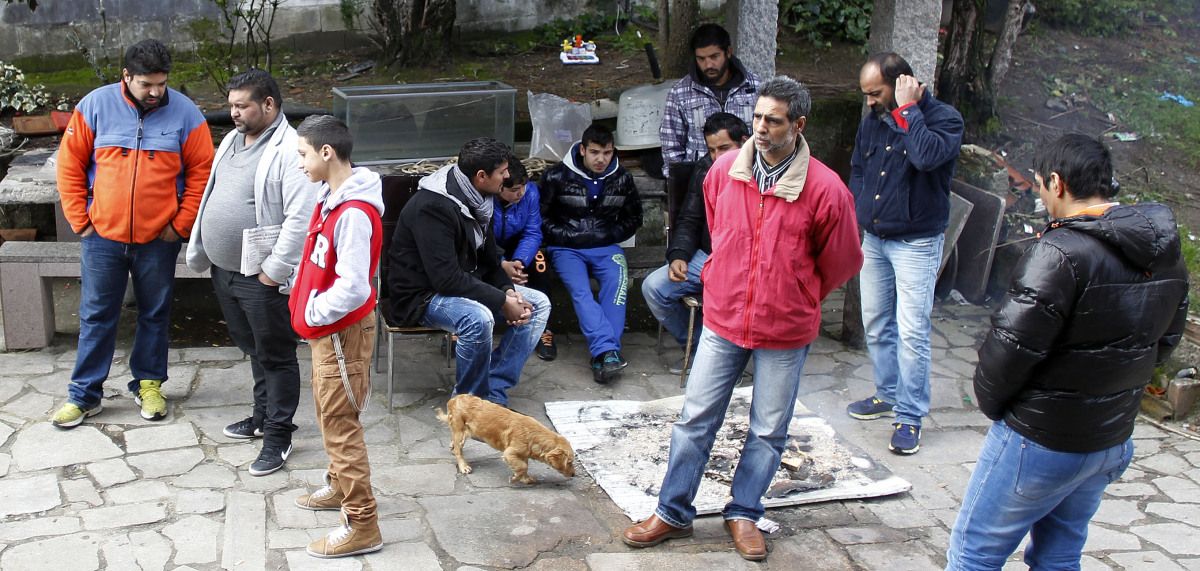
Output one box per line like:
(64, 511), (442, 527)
(0, 0), (719, 59)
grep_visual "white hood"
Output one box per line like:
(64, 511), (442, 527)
(320, 166), (385, 217)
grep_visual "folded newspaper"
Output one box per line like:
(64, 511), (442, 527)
(240, 225), (281, 276)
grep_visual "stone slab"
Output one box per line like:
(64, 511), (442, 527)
(12, 423), (121, 471)
(373, 463), (459, 496)
(221, 491), (266, 570)
(163, 515), (220, 565)
(1133, 523), (1200, 555)
(176, 489), (226, 514)
(186, 362), (255, 409)
(0, 391), (54, 421)
(0, 533), (100, 571)
(284, 551), (362, 570)
(767, 529), (857, 570)
(101, 531), (171, 571)
(1092, 499), (1145, 526)
(420, 489), (606, 568)
(105, 480), (171, 504)
(827, 526), (911, 545)
(846, 541), (942, 571)
(173, 463), (237, 489)
(80, 502), (168, 530)
(0, 451), (10, 477)
(59, 478), (101, 506)
(1084, 523), (1142, 552)
(0, 516), (80, 542)
(363, 542), (450, 570)
(0, 473), (62, 516)
(587, 552), (759, 570)
(123, 423), (199, 453)
(86, 458), (136, 487)
(1109, 551), (1187, 570)
(127, 446), (205, 478)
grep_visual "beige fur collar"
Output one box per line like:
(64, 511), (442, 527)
(726, 135), (811, 202)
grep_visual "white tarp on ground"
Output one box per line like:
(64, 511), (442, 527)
(545, 386), (911, 522)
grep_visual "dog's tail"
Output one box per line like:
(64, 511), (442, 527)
(435, 406), (450, 425)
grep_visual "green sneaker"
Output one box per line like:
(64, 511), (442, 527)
(134, 380), (167, 421)
(50, 402), (102, 429)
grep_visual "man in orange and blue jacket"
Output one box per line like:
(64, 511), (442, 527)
(51, 39), (214, 429)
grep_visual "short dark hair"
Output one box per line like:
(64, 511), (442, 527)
(702, 112), (750, 142)
(581, 124), (614, 149)
(124, 39), (172, 76)
(865, 52), (915, 89)
(690, 23), (731, 52)
(458, 137), (511, 179)
(1033, 134), (1119, 200)
(503, 154), (528, 186)
(227, 69), (282, 107)
(758, 75), (812, 122)
(296, 115), (354, 161)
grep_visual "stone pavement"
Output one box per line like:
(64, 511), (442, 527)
(1, 301), (1199, 570)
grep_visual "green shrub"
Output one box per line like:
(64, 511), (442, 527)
(0, 61), (55, 114)
(780, 0), (872, 46)
(1037, 0), (1156, 36)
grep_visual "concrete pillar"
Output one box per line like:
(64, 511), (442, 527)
(867, 0), (943, 85)
(725, 0), (777, 79)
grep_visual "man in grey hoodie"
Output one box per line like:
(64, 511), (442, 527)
(186, 70), (320, 476)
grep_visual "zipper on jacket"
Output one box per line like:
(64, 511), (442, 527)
(743, 193), (766, 343)
(129, 116), (145, 243)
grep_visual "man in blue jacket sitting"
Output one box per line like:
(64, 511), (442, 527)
(493, 157), (557, 361)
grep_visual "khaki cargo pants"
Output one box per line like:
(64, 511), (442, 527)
(309, 313), (377, 529)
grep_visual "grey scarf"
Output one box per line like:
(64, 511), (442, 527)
(451, 165), (494, 249)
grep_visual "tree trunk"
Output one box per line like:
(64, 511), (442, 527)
(663, 0), (697, 78)
(937, 0), (983, 108)
(986, 0), (1029, 106)
(657, 0), (670, 61)
(400, 0), (456, 65)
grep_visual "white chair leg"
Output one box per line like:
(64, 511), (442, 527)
(681, 305), (697, 388)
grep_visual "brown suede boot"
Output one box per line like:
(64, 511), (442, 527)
(295, 473), (345, 511)
(306, 510), (383, 558)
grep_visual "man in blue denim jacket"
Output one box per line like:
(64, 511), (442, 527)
(845, 52), (963, 455)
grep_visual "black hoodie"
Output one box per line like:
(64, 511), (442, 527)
(974, 202), (1189, 452)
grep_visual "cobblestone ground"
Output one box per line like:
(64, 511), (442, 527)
(0, 299), (1198, 570)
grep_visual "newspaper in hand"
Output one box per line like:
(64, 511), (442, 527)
(240, 225), (282, 276)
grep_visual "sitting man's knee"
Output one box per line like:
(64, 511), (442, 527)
(457, 307), (495, 342)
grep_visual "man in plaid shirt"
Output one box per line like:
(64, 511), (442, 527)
(659, 23), (760, 177)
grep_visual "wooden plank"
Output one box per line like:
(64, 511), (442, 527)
(950, 180), (1006, 303)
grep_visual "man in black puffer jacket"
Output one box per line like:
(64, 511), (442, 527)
(946, 134), (1189, 570)
(540, 124), (643, 383)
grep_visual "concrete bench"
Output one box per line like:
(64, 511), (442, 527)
(0, 241), (209, 350)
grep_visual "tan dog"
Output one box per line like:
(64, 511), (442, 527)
(435, 394), (576, 484)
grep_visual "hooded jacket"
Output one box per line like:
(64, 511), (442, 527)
(492, 181), (542, 267)
(57, 82), (214, 244)
(540, 142), (642, 249)
(701, 138), (863, 349)
(659, 56), (760, 176)
(974, 203), (1189, 452)
(186, 112), (321, 291)
(289, 167), (384, 338)
(386, 165), (514, 327)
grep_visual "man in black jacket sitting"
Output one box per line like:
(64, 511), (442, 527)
(540, 124), (643, 384)
(386, 138), (550, 406)
(641, 112), (748, 374)
(945, 134), (1188, 570)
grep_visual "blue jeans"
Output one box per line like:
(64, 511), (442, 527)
(655, 327), (810, 526)
(548, 245), (628, 357)
(946, 421), (1133, 571)
(69, 234), (182, 408)
(420, 285), (549, 406)
(860, 232), (943, 426)
(641, 250), (706, 348)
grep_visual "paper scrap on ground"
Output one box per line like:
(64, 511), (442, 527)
(545, 386), (911, 522)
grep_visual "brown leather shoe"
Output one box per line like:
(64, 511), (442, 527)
(622, 514), (693, 548)
(725, 519), (767, 561)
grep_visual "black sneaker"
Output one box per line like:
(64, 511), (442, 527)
(223, 417), (264, 440)
(591, 356), (606, 384)
(600, 350), (626, 383)
(536, 329), (557, 361)
(249, 443), (292, 476)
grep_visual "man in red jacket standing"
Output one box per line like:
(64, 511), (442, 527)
(622, 76), (863, 561)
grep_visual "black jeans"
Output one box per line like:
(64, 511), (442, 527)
(211, 266), (301, 445)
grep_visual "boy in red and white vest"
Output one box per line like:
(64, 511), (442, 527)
(287, 115), (385, 559)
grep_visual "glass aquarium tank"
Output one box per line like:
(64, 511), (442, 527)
(332, 81), (516, 164)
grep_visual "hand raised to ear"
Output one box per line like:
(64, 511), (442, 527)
(894, 75), (926, 108)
